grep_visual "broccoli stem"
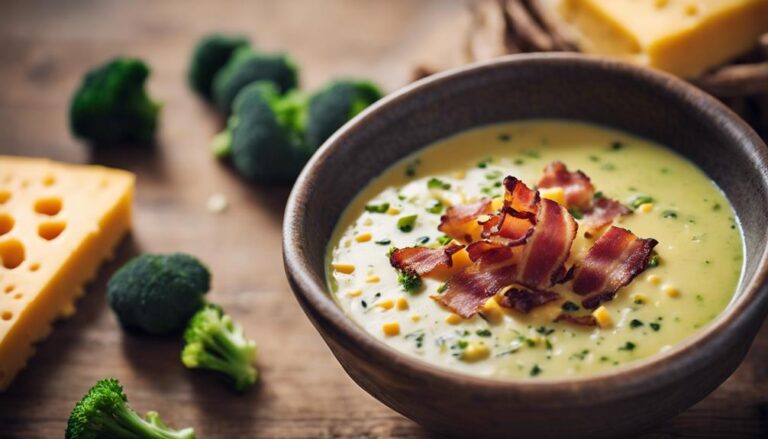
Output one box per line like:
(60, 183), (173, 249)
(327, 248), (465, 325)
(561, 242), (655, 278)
(199, 320), (257, 390)
(110, 406), (195, 439)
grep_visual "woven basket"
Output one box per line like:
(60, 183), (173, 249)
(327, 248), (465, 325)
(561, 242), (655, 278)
(414, 0), (768, 138)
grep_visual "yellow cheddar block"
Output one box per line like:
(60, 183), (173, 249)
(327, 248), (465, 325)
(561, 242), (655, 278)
(0, 156), (134, 391)
(559, 0), (768, 77)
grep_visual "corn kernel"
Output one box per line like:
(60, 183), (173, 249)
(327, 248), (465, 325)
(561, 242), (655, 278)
(480, 296), (503, 324)
(346, 289), (363, 297)
(632, 293), (648, 304)
(366, 275), (381, 283)
(410, 314), (421, 322)
(363, 218), (373, 226)
(646, 274), (661, 285)
(387, 206), (401, 215)
(445, 313), (463, 325)
(453, 170), (466, 179)
(638, 203), (654, 213)
(355, 232), (372, 242)
(654, 0), (669, 8)
(332, 263), (355, 274)
(663, 285), (680, 298)
(461, 342), (491, 362)
(491, 196), (504, 211)
(382, 322), (400, 336)
(540, 187), (566, 206)
(592, 306), (613, 328)
(376, 299), (394, 310)
(396, 297), (409, 310)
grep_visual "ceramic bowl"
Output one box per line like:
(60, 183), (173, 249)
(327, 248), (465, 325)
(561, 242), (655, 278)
(282, 53), (768, 438)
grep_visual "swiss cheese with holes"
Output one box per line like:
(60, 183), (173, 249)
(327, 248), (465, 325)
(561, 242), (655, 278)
(0, 156), (134, 391)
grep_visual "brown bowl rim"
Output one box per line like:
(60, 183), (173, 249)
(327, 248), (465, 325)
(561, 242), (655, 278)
(283, 53), (768, 400)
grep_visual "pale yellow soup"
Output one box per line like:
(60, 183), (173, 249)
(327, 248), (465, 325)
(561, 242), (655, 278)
(327, 120), (743, 380)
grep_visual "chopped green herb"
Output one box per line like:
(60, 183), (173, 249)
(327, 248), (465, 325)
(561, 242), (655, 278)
(570, 349), (590, 361)
(568, 207), (584, 220)
(477, 157), (492, 168)
(485, 170), (502, 180)
(397, 215), (418, 232)
(649, 322), (661, 332)
(405, 330), (425, 348)
(561, 301), (579, 312)
(712, 203), (722, 211)
(416, 236), (430, 245)
(361, 300), (367, 308)
(436, 283), (447, 294)
(498, 133), (511, 142)
(523, 150), (541, 159)
(660, 167), (670, 174)
(530, 364), (542, 377)
(589, 155), (600, 162)
(661, 210), (678, 219)
(493, 181), (502, 187)
(476, 329), (492, 337)
(427, 177), (451, 190)
(426, 200), (444, 214)
(437, 235), (452, 245)
(593, 191), (604, 200)
(387, 246), (397, 257)
(374, 239), (391, 245)
(365, 202), (390, 213)
(647, 252), (660, 268)
(629, 319), (644, 328)
(619, 341), (636, 351)
(514, 158), (524, 165)
(601, 163), (616, 171)
(397, 270), (422, 293)
(630, 195), (654, 209)
(536, 326), (555, 336)
(457, 340), (469, 349)
(405, 158), (421, 177)
(545, 339), (553, 350)
(611, 141), (623, 151)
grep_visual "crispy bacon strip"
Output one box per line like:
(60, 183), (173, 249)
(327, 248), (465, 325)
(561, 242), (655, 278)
(480, 208), (535, 247)
(503, 176), (539, 214)
(438, 198), (492, 242)
(555, 314), (597, 327)
(389, 244), (464, 276)
(514, 198), (578, 289)
(538, 161), (594, 209)
(582, 197), (632, 236)
(572, 226), (658, 309)
(436, 252), (517, 318)
(497, 286), (560, 313)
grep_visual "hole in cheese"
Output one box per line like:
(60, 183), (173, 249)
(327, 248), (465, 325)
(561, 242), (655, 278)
(0, 239), (25, 269)
(13, 292), (22, 300)
(28, 262), (40, 272)
(38, 221), (66, 241)
(4, 284), (14, 293)
(0, 190), (10, 204)
(0, 213), (13, 236)
(33, 197), (62, 216)
(1, 311), (11, 321)
(42, 174), (56, 187)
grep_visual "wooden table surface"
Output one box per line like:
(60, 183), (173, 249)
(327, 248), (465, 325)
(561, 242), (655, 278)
(0, 1), (766, 437)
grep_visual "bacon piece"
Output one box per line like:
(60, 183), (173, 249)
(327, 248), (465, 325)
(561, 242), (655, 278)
(436, 253), (517, 318)
(515, 198), (578, 289)
(582, 197), (632, 236)
(438, 198), (493, 242)
(538, 161), (594, 209)
(497, 286), (560, 313)
(480, 208), (535, 247)
(389, 244), (464, 276)
(503, 176), (539, 215)
(555, 314), (597, 327)
(572, 226), (658, 308)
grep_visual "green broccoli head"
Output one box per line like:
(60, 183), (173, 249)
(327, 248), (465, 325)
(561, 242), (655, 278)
(187, 34), (250, 101)
(66, 378), (195, 439)
(306, 80), (382, 150)
(397, 270), (423, 294)
(213, 82), (311, 183)
(107, 253), (210, 334)
(181, 304), (258, 391)
(212, 48), (299, 113)
(70, 57), (160, 147)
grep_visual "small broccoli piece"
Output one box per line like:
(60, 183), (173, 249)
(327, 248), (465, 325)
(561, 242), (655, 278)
(66, 378), (195, 439)
(397, 270), (423, 293)
(70, 57), (160, 147)
(213, 82), (312, 183)
(212, 48), (298, 113)
(181, 304), (258, 391)
(187, 34), (250, 100)
(107, 253), (210, 334)
(306, 80), (382, 149)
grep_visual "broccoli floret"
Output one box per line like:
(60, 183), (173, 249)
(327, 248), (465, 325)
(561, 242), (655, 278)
(107, 253), (210, 334)
(181, 304), (258, 391)
(212, 48), (298, 113)
(397, 270), (423, 293)
(66, 378), (195, 439)
(306, 80), (382, 149)
(70, 57), (160, 147)
(213, 82), (311, 183)
(187, 34), (250, 100)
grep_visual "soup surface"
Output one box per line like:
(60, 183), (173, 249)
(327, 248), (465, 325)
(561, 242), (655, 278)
(327, 120), (743, 379)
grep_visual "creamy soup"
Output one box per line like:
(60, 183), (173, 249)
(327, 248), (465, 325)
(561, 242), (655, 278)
(327, 120), (743, 379)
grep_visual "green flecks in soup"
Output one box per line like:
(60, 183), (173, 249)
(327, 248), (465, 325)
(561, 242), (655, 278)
(326, 120), (743, 380)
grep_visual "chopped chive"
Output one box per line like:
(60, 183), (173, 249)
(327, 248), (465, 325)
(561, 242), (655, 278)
(661, 210), (678, 219)
(611, 141), (623, 151)
(397, 215), (418, 232)
(374, 239), (391, 245)
(593, 191), (604, 200)
(498, 133), (511, 142)
(364, 202), (389, 213)
(437, 235), (452, 245)
(647, 252), (660, 268)
(713, 203), (722, 211)
(530, 364), (542, 377)
(476, 329), (492, 337)
(619, 341), (636, 351)
(477, 157), (492, 168)
(426, 200), (444, 214)
(436, 283), (447, 293)
(630, 195), (654, 209)
(629, 319), (644, 328)
(561, 301), (579, 312)
(457, 340), (469, 349)
(568, 207), (584, 220)
(485, 170), (502, 180)
(416, 236), (429, 245)
(649, 323), (661, 332)
(427, 177), (451, 190)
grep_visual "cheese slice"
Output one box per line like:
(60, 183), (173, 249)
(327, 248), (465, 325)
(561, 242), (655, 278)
(558, 0), (768, 77)
(0, 156), (134, 391)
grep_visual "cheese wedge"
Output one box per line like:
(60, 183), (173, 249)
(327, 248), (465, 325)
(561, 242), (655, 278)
(0, 156), (134, 391)
(558, 0), (768, 78)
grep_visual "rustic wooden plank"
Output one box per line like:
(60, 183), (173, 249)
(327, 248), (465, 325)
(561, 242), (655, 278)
(0, 1), (765, 438)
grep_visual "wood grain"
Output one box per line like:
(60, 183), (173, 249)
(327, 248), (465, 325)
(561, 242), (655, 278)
(0, 1), (765, 437)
